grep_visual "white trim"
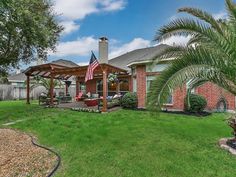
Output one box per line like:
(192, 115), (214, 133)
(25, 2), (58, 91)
(164, 104), (174, 106)
(127, 57), (175, 68)
(8, 80), (25, 83)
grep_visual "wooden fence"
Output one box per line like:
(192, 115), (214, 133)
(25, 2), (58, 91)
(0, 84), (76, 101)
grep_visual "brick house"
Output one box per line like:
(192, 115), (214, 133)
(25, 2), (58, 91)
(24, 37), (236, 112)
(107, 41), (235, 112)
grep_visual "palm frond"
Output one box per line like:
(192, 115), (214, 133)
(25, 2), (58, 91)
(226, 0), (236, 22)
(151, 45), (186, 63)
(178, 7), (224, 35)
(155, 18), (210, 42)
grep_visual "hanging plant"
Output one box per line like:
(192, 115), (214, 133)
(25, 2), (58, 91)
(108, 73), (118, 83)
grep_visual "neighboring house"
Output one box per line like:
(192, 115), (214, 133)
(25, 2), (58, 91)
(7, 59), (79, 100)
(8, 72), (26, 87)
(8, 59), (78, 86)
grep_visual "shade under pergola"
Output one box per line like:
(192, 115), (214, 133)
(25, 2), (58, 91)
(24, 62), (128, 112)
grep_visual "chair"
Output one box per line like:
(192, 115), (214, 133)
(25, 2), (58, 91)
(57, 92), (72, 103)
(75, 92), (83, 102)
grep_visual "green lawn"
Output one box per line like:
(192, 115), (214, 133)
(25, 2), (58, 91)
(0, 101), (235, 177)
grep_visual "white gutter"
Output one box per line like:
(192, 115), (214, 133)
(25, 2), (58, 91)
(127, 57), (175, 68)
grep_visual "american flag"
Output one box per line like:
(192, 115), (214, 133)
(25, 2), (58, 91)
(85, 52), (99, 82)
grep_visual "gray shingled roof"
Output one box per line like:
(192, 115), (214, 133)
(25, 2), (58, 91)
(108, 44), (170, 71)
(9, 46), (169, 82)
(8, 73), (27, 82)
(51, 59), (79, 67)
(9, 59), (79, 82)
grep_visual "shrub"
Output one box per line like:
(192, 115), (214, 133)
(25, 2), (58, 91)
(184, 93), (207, 113)
(121, 92), (138, 109)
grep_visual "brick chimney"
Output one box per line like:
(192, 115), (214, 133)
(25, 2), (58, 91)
(99, 37), (108, 64)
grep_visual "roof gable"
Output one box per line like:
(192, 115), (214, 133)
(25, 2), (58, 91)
(108, 44), (170, 70)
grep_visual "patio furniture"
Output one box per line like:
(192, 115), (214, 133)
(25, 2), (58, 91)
(39, 95), (47, 105)
(99, 94), (122, 109)
(75, 92), (87, 101)
(39, 95), (59, 105)
(84, 98), (98, 107)
(57, 92), (72, 103)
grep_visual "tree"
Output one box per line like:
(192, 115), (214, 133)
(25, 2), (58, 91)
(148, 0), (236, 111)
(30, 76), (63, 95)
(0, 0), (63, 75)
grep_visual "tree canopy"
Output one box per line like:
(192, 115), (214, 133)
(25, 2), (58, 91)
(0, 0), (63, 75)
(148, 0), (236, 111)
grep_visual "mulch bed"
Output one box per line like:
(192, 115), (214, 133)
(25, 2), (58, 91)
(226, 139), (236, 149)
(219, 138), (236, 155)
(162, 110), (212, 117)
(0, 129), (57, 177)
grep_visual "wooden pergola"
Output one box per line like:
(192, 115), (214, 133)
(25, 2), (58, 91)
(24, 63), (128, 112)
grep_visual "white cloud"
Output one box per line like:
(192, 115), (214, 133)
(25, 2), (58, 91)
(54, 0), (126, 20)
(101, 0), (126, 11)
(49, 36), (98, 57)
(50, 37), (151, 60)
(160, 36), (191, 46)
(54, 0), (126, 36)
(109, 38), (151, 59)
(77, 62), (89, 66)
(213, 11), (227, 20)
(60, 21), (80, 35)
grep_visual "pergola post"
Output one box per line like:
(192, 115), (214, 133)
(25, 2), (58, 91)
(50, 73), (54, 106)
(76, 78), (79, 96)
(102, 68), (108, 112)
(26, 75), (30, 104)
(65, 84), (68, 95)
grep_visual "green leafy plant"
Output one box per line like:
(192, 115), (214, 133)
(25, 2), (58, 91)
(148, 0), (236, 111)
(184, 93), (207, 113)
(121, 92), (138, 109)
(228, 115), (236, 139)
(108, 73), (118, 83)
(29, 76), (63, 95)
(72, 107), (100, 113)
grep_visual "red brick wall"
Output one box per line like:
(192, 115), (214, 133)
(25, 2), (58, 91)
(134, 65), (235, 111)
(171, 86), (187, 110)
(162, 83), (235, 111)
(136, 65), (146, 108)
(196, 82), (235, 111)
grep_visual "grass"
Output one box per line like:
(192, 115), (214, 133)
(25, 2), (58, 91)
(0, 101), (236, 177)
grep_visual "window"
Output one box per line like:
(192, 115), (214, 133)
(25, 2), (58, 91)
(146, 76), (173, 104)
(146, 64), (169, 73)
(96, 79), (129, 96)
(146, 76), (156, 92)
(131, 67), (136, 75)
(119, 79), (129, 95)
(165, 91), (173, 105)
(97, 80), (103, 95)
(186, 79), (195, 93)
(79, 82), (86, 93)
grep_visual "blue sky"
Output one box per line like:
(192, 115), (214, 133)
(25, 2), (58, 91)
(46, 0), (226, 66)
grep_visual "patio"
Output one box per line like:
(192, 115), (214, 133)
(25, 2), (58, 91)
(58, 101), (98, 110)
(24, 62), (130, 112)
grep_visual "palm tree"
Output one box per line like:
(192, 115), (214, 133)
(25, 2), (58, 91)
(148, 0), (236, 111)
(29, 76), (63, 96)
